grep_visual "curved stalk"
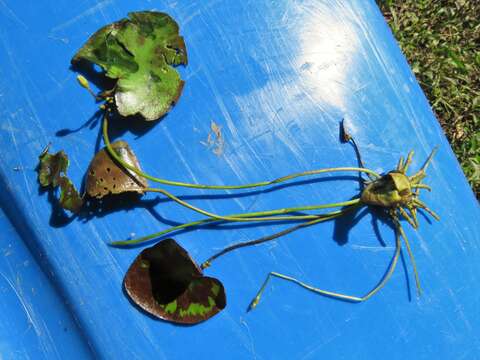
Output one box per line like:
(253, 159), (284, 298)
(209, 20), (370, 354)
(248, 227), (402, 310)
(103, 114), (380, 190)
(396, 222), (422, 295)
(110, 203), (362, 246)
(201, 206), (358, 269)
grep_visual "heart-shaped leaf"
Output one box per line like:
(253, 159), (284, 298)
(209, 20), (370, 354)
(37, 146), (83, 213)
(124, 238), (226, 324)
(72, 11), (187, 121)
(85, 140), (148, 199)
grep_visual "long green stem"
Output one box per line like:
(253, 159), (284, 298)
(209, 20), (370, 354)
(103, 114), (380, 190)
(147, 187), (360, 223)
(110, 203), (362, 246)
(248, 227), (402, 310)
(201, 207), (356, 269)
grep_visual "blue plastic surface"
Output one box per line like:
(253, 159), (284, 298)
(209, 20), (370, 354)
(0, 208), (93, 359)
(1, 0), (479, 359)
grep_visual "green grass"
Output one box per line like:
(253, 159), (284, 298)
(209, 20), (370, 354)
(377, 0), (480, 198)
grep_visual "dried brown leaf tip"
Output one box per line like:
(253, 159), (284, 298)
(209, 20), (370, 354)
(124, 239), (226, 324)
(340, 119), (352, 143)
(85, 140), (148, 199)
(37, 145), (83, 213)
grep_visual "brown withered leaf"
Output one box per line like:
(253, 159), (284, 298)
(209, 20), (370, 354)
(85, 140), (148, 199)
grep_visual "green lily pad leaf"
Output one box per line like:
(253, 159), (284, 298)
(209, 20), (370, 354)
(85, 140), (148, 199)
(124, 238), (226, 324)
(72, 11), (187, 121)
(37, 146), (83, 213)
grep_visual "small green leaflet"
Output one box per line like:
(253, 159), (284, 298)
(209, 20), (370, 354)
(37, 146), (83, 213)
(38, 147), (69, 187)
(124, 238), (226, 324)
(72, 11), (188, 121)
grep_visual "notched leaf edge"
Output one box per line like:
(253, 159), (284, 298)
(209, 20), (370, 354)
(124, 238), (226, 324)
(71, 11), (188, 121)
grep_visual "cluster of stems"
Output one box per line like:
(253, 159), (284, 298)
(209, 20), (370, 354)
(102, 111), (410, 306)
(102, 113), (378, 247)
(78, 76), (431, 309)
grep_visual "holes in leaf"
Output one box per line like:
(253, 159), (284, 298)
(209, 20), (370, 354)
(71, 11), (188, 121)
(85, 140), (148, 199)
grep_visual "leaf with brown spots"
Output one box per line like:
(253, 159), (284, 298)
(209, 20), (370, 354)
(85, 140), (148, 199)
(72, 11), (187, 121)
(124, 239), (226, 324)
